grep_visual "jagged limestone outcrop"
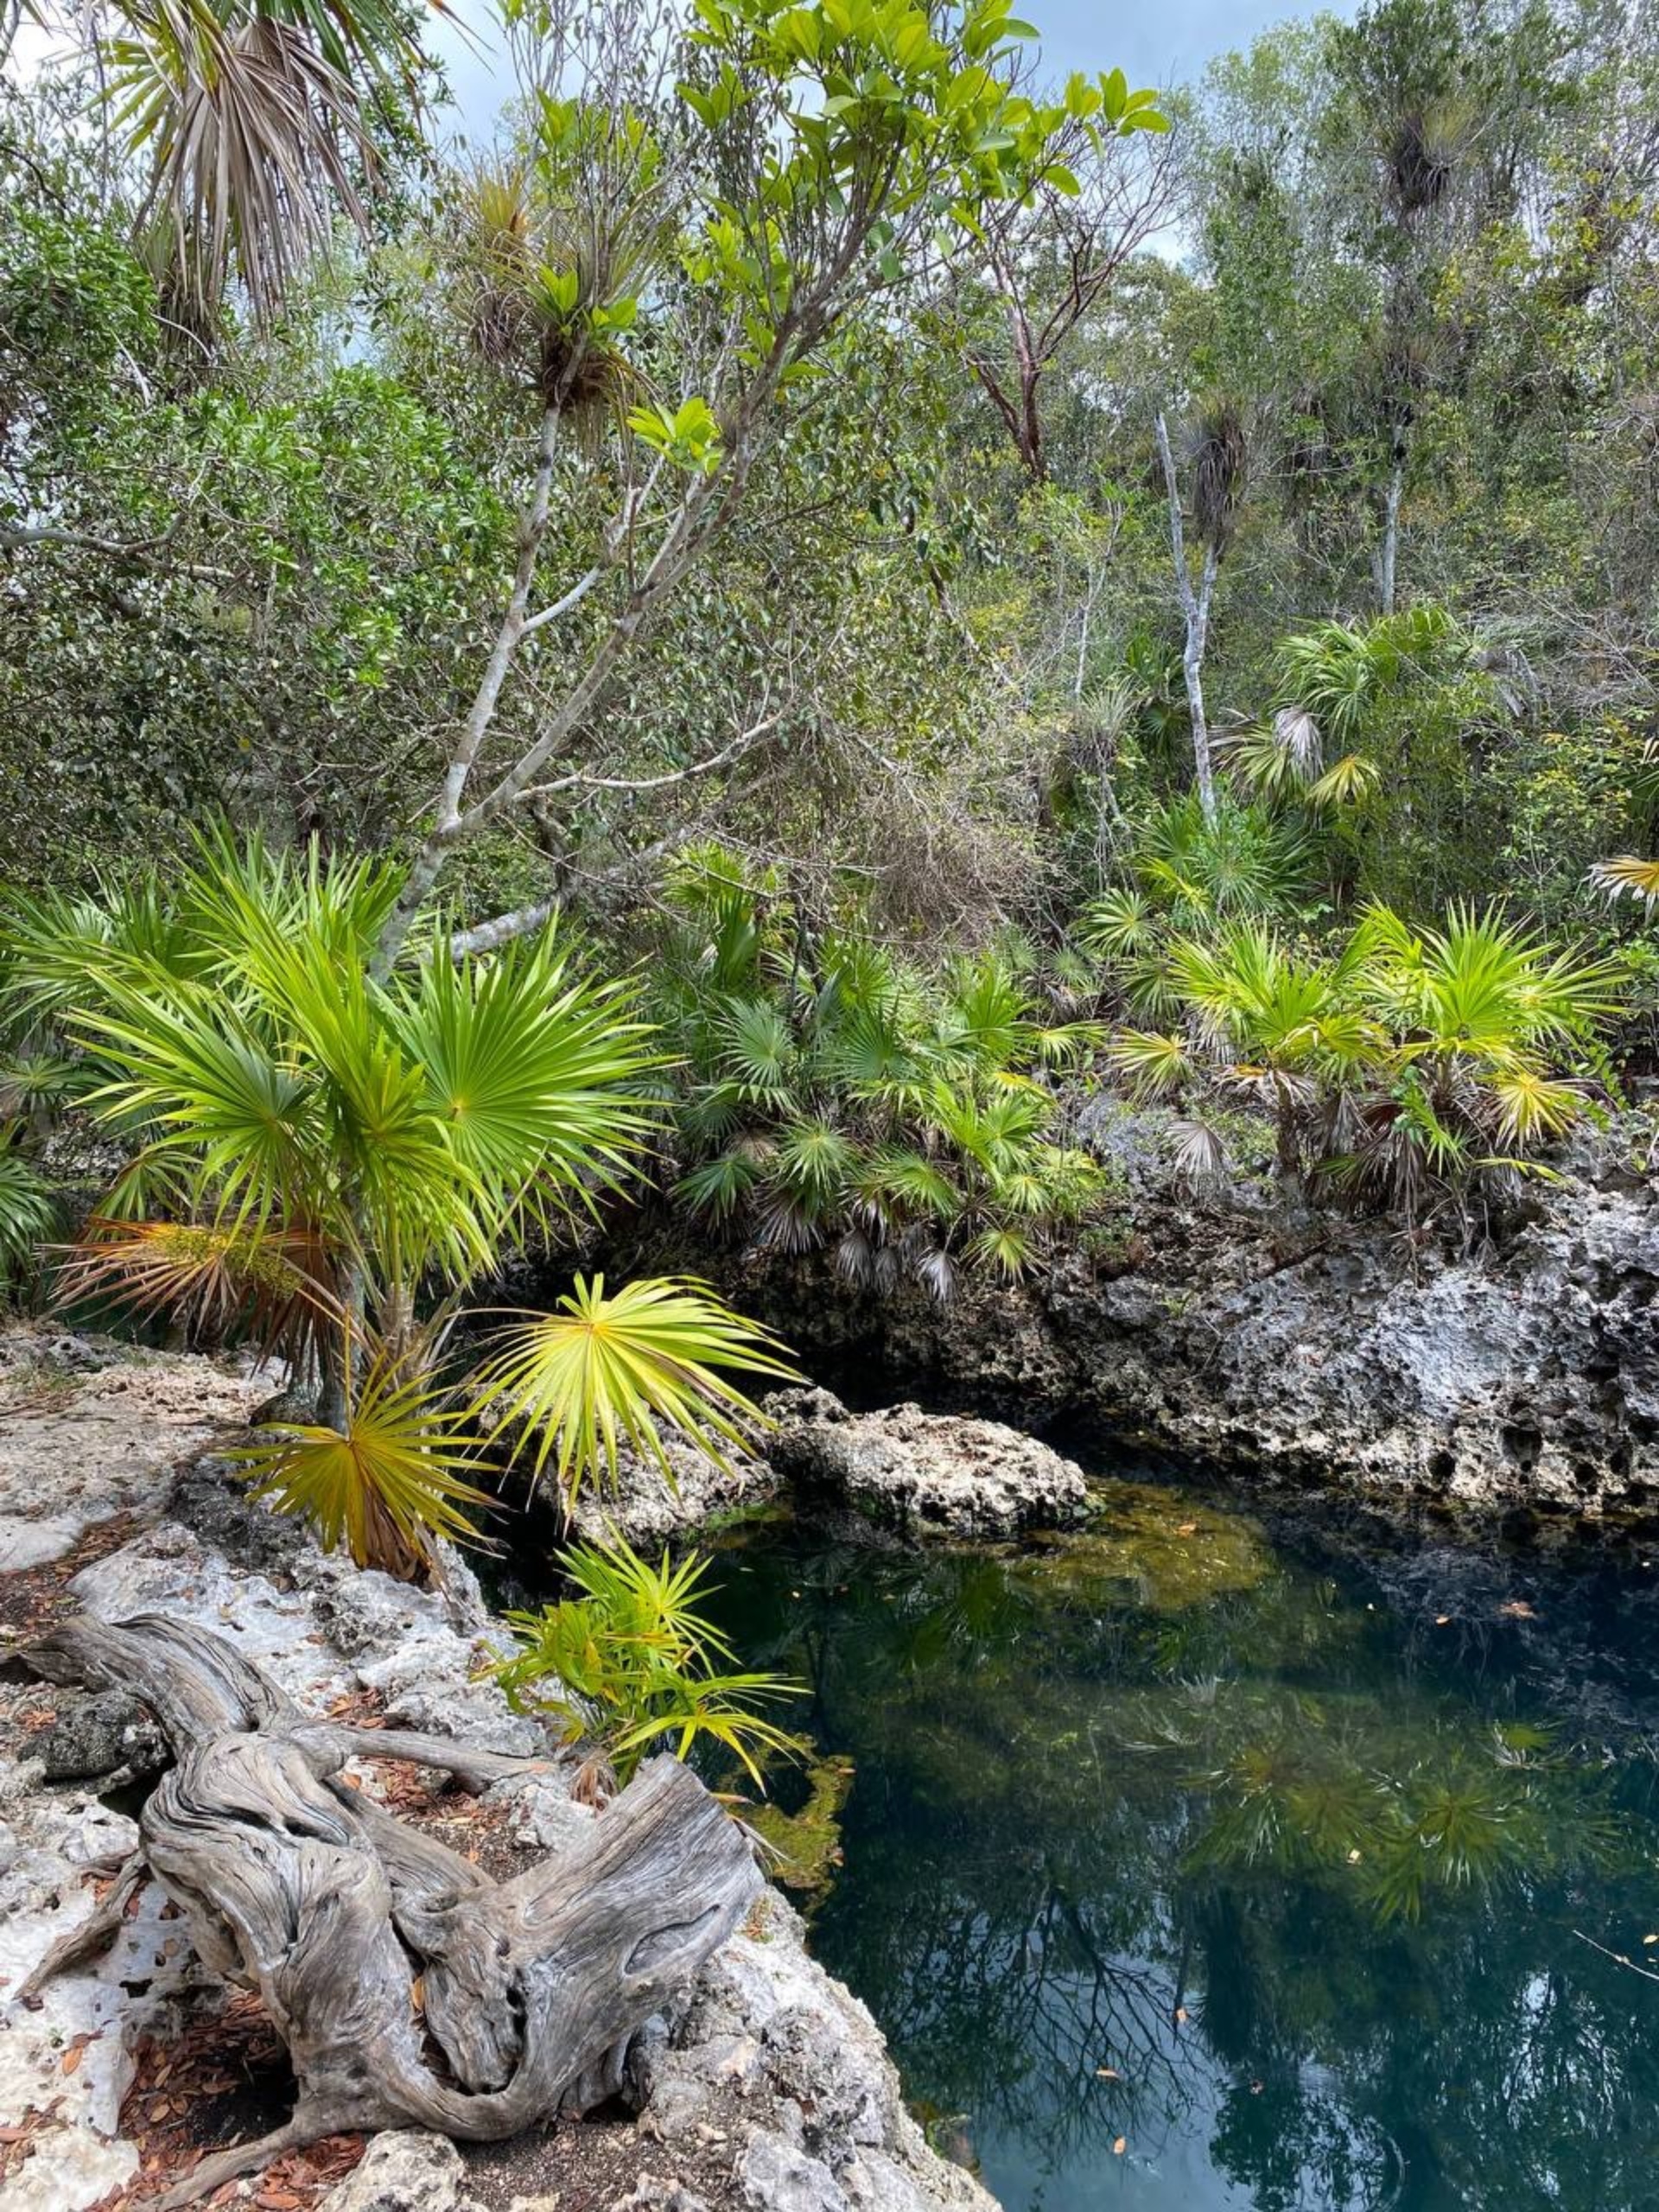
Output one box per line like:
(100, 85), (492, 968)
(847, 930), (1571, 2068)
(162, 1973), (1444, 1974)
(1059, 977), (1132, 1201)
(618, 1133), (1659, 1519)
(0, 1337), (995, 2212)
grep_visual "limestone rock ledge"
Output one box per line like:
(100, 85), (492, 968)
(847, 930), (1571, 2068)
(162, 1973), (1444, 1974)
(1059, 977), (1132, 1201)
(0, 1343), (993, 2212)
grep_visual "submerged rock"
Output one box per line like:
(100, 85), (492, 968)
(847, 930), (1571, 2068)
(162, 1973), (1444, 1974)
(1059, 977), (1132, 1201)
(1023, 1484), (1274, 1611)
(766, 1389), (1090, 1541)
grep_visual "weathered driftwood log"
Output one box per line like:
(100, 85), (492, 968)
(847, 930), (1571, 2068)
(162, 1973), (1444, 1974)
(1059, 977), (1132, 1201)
(22, 1614), (761, 2209)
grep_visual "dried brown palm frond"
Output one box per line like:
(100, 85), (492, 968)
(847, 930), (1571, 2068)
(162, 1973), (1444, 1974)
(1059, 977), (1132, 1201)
(1589, 855), (1659, 907)
(114, 9), (373, 324)
(1170, 1118), (1227, 1189)
(1274, 705), (1323, 777)
(912, 1243), (957, 1304)
(55, 1215), (337, 1368)
(1190, 400), (1248, 553)
(753, 1196), (823, 1254)
(835, 1228), (876, 1288)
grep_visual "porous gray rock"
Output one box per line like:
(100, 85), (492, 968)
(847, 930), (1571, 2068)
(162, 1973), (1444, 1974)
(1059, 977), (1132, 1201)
(0, 1334), (275, 1572)
(484, 1772), (597, 1856)
(315, 2132), (474, 2212)
(27, 1688), (164, 1783)
(632, 1890), (993, 2211)
(567, 1431), (773, 1548)
(737, 2130), (849, 2212)
(670, 1152), (1659, 1519)
(766, 1389), (1088, 1540)
(607, 2181), (713, 2212)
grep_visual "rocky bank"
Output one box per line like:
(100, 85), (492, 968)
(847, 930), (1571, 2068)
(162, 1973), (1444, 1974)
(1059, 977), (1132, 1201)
(571, 1394), (1090, 1550)
(608, 1110), (1659, 1520)
(0, 1329), (992, 2212)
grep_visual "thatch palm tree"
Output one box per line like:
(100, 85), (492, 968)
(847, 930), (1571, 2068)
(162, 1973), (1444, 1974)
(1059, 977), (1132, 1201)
(6, 833), (792, 1576)
(10, 0), (429, 320)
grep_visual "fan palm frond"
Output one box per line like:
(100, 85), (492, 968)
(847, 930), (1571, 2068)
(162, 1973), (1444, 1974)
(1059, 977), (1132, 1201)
(472, 1274), (796, 1502)
(231, 1351), (492, 1574)
(1590, 855), (1659, 907)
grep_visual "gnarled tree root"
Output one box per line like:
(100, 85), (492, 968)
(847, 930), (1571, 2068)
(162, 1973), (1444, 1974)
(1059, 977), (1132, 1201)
(21, 1614), (760, 2210)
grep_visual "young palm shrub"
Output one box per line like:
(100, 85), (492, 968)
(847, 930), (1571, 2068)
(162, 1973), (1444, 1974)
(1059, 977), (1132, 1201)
(0, 954), (71, 1300)
(1104, 901), (1622, 1229)
(493, 1535), (805, 1793)
(7, 835), (790, 1576)
(0, 1141), (56, 1300)
(1344, 903), (1622, 1225)
(1109, 920), (1380, 1183)
(653, 865), (1108, 1299)
(1077, 790), (1321, 1041)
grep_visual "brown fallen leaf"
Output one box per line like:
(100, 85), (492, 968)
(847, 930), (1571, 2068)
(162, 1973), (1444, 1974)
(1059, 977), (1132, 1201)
(1113, 2136), (1128, 2156)
(1175, 1522), (1198, 1538)
(60, 2047), (83, 2076)
(1498, 1599), (1536, 1620)
(1095, 2066), (1121, 2080)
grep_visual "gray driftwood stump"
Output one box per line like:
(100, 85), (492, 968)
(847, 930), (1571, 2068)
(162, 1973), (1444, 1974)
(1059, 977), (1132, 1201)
(21, 1613), (760, 2208)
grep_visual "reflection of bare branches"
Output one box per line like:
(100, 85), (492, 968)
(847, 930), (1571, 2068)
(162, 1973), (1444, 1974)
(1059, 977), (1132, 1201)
(1572, 1929), (1659, 1984)
(717, 1532), (1659, 2211)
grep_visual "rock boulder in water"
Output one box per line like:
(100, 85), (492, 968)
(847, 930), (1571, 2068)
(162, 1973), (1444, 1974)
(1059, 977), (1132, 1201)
(766, 1388), (1088, 1540)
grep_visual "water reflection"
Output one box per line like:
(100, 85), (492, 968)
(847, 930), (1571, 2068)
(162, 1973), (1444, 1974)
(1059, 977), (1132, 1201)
(703, 1484), (1659, 2212)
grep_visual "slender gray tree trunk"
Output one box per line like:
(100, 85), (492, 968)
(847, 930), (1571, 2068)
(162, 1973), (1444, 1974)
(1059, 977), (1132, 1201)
(1154, 410), (1219, 823)
(1376, 453), (1405, 615)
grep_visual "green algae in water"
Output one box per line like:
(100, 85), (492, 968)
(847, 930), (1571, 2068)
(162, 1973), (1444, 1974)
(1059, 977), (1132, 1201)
(1026, 1482), (1274, 1611)
(700, 1480), (1659, 2212)
(740, 1750), (855, 1898)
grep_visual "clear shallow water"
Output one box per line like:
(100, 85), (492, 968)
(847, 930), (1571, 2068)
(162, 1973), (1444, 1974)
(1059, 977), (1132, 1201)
(697, 1477), (1659, 2212)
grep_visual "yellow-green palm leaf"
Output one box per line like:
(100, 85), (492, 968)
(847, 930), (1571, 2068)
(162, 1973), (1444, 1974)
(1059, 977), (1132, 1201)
(231, 1356), (491, 1572)
(473, 1274), (798, 1501)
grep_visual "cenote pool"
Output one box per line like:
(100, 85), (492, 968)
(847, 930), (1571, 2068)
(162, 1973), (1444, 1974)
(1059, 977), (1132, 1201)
(693, 1465), (1659, 2212)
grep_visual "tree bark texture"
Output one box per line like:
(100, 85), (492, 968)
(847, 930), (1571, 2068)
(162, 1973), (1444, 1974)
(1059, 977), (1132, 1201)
(22, 1615), (761, 2208)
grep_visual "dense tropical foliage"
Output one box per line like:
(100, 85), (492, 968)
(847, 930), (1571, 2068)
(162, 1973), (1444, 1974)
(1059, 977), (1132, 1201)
(3, 0), (1658, 1541)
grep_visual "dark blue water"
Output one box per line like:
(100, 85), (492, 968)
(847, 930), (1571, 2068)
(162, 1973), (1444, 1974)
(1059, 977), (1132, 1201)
(701, 1476), (1659, 2212)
